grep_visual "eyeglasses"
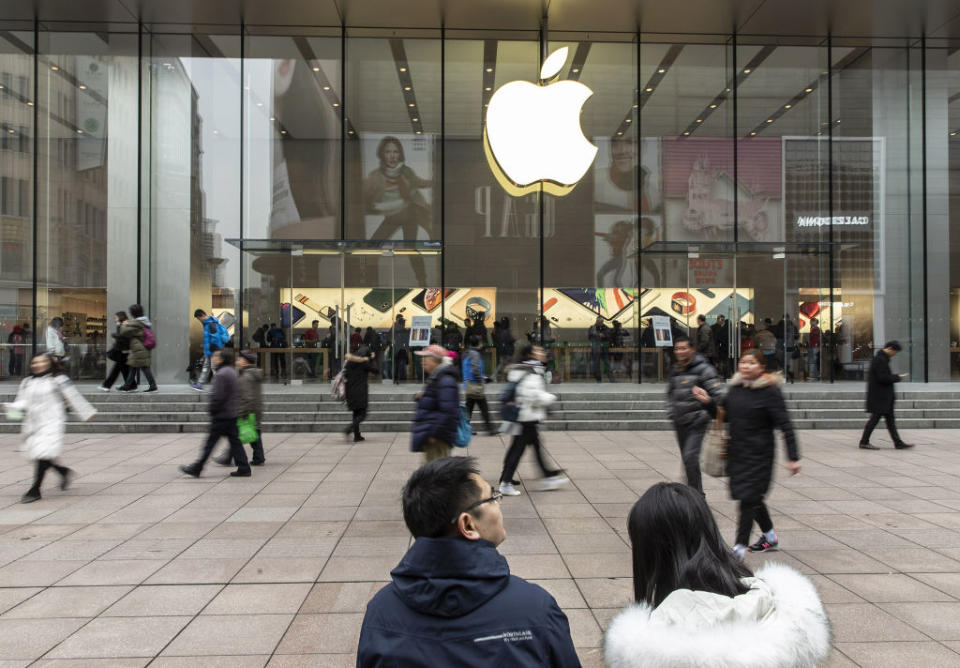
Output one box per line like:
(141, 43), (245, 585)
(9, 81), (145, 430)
(449, 491), (503, 524)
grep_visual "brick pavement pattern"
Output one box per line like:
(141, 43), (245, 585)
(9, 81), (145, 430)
(0, 429), (959, 666)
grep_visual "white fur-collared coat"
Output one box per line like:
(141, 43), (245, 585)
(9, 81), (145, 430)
(604, 563), (830, 668)
(8, 374), (96, 460)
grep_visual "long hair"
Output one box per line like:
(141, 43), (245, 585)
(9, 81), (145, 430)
(376, 136), (405, 166)
(629, 482), (752, 608)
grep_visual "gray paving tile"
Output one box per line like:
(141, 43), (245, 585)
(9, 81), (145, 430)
(46, 617), (191, 659)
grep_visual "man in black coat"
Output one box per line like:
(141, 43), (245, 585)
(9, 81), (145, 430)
(859, 341), (913, 450)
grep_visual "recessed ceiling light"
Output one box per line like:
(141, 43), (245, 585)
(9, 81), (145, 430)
(399, 67), (407, 72)
(784, 104), (791, 109)
(572, 68), (579, 73)
(79, 84), (86, 90)
(76, 129), (83, 133)
(683, 131), (690, 136)
(485, 67), (493, 72)
(835, 119), (841, 123)
(750, 132), (757, 136)
(404, 86), (411, 91)
(645, 87), (653, 92)
(0, 84), (4, 89)
(51, 65), (59, 71)
(485, 87), (492, 91)
(743, 68), (751, 74)
(256, 102), (263, 107)
(7, 129), (13, 134)
(323, 85), (330, 90)
(312, 66), (319, 72)
(709, 104), (717, 109)
(332, 103), (339, 107)
(26, 101), (33, 106)
(658, 68), (666, 73)
(416, 130), (421, 134)
(625, 119), (631, 123)
(766, 119), (773, 123)
(633, 104), (638, 109)
(805, 87), (813, 93)
(696, 119), (702, 123)
(281, 129), (287, 134)
(617, 131), (623, 135)
(408, 103), (415, 107)
(412, 117), (419, 122)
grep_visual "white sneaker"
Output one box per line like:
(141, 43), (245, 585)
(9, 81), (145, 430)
(539, 474), (569, 491)
(499, 482), (522, 496)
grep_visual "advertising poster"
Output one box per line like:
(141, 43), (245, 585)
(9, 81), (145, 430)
(361, 133), (435, 241)
(408, 315), (432, 347)
(542, 288), (638, 329)
(640, 288), (754, 329)
(594, 215), (637, 288)
(651, 316), (673, 347)
(593, 137), (662, 214)
(662, 137), (782, 243)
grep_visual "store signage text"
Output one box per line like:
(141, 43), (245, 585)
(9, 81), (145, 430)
(795, 216), (870, 228)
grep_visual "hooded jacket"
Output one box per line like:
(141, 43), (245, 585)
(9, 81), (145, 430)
(604, 563), (830, 668)
(410, 363), (460, 451)
(666, 353), (725, 429)
(509, 362), (555, 423)
(9, 373), (97, 460)
(865, 349), (900, 414)
(119, 317), (152, 368)
(725, 372), (798, 500)
(357, 537), (580, 668)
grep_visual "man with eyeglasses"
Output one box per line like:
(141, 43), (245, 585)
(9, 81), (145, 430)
(357, 457), (580, 667)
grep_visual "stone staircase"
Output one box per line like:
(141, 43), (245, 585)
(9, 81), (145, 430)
(1, 386), (957, 433)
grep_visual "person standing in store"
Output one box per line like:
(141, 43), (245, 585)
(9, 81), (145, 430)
(410, 345), (460, 462)
(343, 345), (377, 443)
(588, 316), (611, 383)
(692, 349), (801, 560)
(754, 319), (777, 371)
(7, 324), (26, 378)
(118, 305), (158, 393)
(179, 349), (251, 478)
(45, 317), (65, 360)
(497, 343), (567, 496)
(807, 317), (821, 381)
(6, 354), (96, 503)
(462, 335), (495, 436)
(665, 336), (726, 496)
(712, 314), (730, 377)
(695, 314), (715, 363)
(267, 322), (286, 381)
(392, 314), (409, 383)
(303, 320), (320, 379)
(215, 350), (266, 467)
(494, 316), (515, 382)
(859, 341), (913, 450)
(100, 311), (133, 392)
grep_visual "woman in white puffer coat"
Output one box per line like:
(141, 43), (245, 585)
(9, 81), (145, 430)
(604, 482), (830, 668)
(5, 354), (96, 503)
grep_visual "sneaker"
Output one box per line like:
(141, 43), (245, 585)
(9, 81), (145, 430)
(353, 436), (366, 442)
(190, 383), (204, 392)
(732, 544), (747, 562)
(539, 474), (569, 491)
(179, 464), (201, 478)
(97, 385), (111, 392)
(117, 387), (135, 393)
(859, 442), (881, 450)
(499, 482), (522, 496)
(59, 468), (74, 491)
(748, 537), (779, 553)
(20, 490), (41, 504)
(230, 468), (252, 477)
(251, 459), (266, 466)
(894, 442), (915, 449)
(143, 387), (158, 393)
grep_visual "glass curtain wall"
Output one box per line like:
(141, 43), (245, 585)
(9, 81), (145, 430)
(0, 26), (34, 379)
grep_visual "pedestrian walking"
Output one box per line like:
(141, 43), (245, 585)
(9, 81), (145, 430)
(694, 349), (800, 560)
(462, 335), (495, 436)
(100, 311), (133, 391)
(7, 325), (26, 378)
(410, 345), (460, 462)
(859, 340), (913, 450)
(497, 343), (567, 496)
(179, 350), (251, 478)
(118, 304), (158, 393)
(666, 335), (726, 495)
(192, 309), (228, 390)
(343, 345), (376, 442)
(604, 482), (829, 668)
(588, 316), (612, 383)
(5, 354), (96, 503)
(214, 350), (266, 466)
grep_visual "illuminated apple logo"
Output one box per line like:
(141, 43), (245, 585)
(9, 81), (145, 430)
(484, 47), (598, 197)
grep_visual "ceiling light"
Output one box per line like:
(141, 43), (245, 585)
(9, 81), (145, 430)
(404, 86), (411, 91)
(0, 84), (4, 89)
(485, 86), (492, 91)
(256, 102), (263, 107)
(26, 101), (33, 106)
(632, 104), (638, 108)
(572, 68), (579, 73)
(76, 129), (83, 134)
(412, 117), (418, 121)
(51, 65), (59, 71)
(281, 129), (287, 135)
(7, 129), (13, 134)
(835, 119), (841, 123)
(485, 67), (493, 72)
(645, 87), (653, 92)
(625, 118), (631, 123)
(312, 66), (319, 72)
(617, 131), (623, 135)
(416, 130), (421, 134)
(726, 88), (731, 92)
(213, 129), (219, 135)
(408, 103), (415, 107)
(79, 84), (87, 90)
(399, 67), (407, 72)
(332, 103), (339, 107)
(766, 119), (773, 123)
(696, 119), (702, 123)
(683, 131), (690, 136)
(323, 85), (330, 90)
(348, 130), (354, 134)
(269, 116), (275, 121)
(658, 68), (666, 73)
(750, 132), (757, 136)
(743, 68), (751, 74)
(805, 87), (813, 93)
(709, 104), (717, 109)
(784, 104), (791, 109)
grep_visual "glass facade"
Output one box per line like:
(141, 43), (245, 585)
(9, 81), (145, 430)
(0, 25), (954, 383)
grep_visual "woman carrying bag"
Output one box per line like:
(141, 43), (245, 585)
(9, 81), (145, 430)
(343, 345), (376, 442)
(693, 348), (800, 561)
(100, 311), (132, 391)
(6, 354), (97, 503)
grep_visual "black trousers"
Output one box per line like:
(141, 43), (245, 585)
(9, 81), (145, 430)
(499, 422), (557, 483)
(197, 418), (250, 471)
(121, 366), (155, 390)
(220, 429), (266, 465)
(27, 459), (69, 495)
(8, 353), (24, 377)
(103, 359), (131, 389)
(466, 395), (492, 432)
(674, 424), (705, 494)
(861, 411), (903, 445)
(350, 408), (367, 437)
(736, 497), (774, 546)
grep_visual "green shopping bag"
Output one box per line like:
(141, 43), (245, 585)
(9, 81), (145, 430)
(237, 413), (258, 444)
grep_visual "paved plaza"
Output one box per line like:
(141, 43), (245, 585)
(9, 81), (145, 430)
(0, 428), (958, 666)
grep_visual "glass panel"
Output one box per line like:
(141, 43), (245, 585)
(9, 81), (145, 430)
(147, 32), (241, 384)
(445, 36), (539, 378)
(0, 28), (35, 379)
(37, 29), (138, 381)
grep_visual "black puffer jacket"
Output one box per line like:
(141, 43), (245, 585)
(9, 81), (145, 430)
(345, 357), (374, 411)
(865, 350), (900, 414)
(666, 353), (726, 429)
(725, 372), (799, 500)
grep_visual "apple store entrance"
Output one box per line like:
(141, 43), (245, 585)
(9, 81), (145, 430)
(640, 241), (849, 383)
(229, 239), (442, 385)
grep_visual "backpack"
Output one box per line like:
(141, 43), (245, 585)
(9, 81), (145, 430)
(454, 405), (472, 448)
(216, 322), (230, 347)
(143, 327), (156, 350)
(330, 369), (346, 401)
(498, 366), (533, 422)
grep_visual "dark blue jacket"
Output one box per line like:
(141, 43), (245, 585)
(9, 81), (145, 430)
(357, 537), (580, 668)
(410, 364), (460, 452)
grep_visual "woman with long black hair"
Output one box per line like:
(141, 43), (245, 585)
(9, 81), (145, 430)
(604, 482), (830, 668)
(100, 311), (132, 392)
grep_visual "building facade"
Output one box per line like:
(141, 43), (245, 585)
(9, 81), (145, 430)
(1, 1), (959, 383)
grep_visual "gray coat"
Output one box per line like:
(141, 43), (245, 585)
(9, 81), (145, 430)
(237, 366), (264, 425)
(666, 353), (726, 429)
